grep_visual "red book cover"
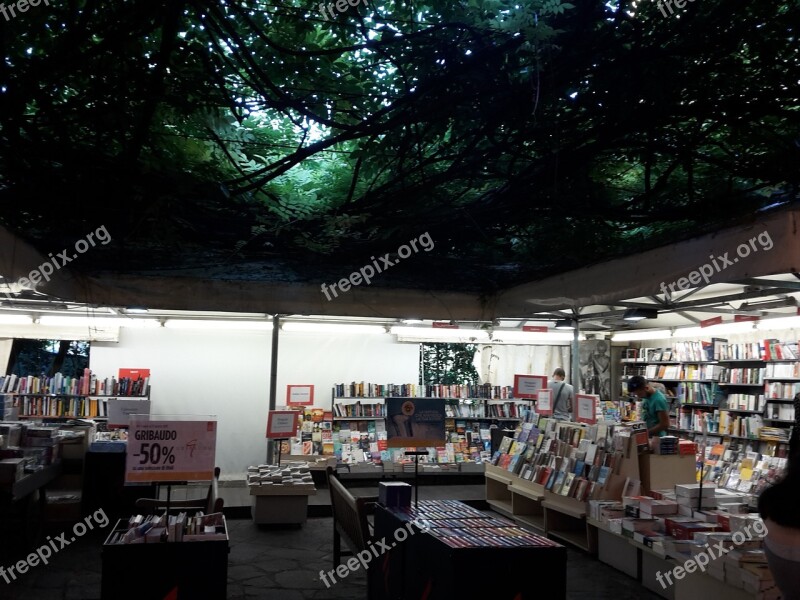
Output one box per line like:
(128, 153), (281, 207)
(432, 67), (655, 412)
(119, 368), (150, 381)
(538, 467), (552, 485)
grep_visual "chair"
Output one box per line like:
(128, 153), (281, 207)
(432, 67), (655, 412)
(135, 467), (224, 514)
(326, 467), (377, 568)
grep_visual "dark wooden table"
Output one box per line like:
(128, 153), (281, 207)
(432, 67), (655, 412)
(371, 499), (567, 600)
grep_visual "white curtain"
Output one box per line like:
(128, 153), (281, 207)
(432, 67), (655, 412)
(0, 338), (12, 372)
(473, 345), (572, 386)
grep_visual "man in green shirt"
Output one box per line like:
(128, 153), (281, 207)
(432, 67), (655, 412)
(627, 376), (670, 437)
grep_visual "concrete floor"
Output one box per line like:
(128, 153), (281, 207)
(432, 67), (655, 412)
(0, 483), (663, 600)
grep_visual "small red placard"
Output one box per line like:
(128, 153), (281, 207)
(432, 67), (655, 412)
(514, 375), (548, 399)
(523, 325), (548, 332)
(432, 322), (459, 329)
(575, 394), (598, 424)
(734, 315), (759, 323)
(536, 389), (553, 416)
(266, 411), (299, 438)
(700, 316), (723, 328)
(119, 368), (150, 380)
(286, 385), (314, 406)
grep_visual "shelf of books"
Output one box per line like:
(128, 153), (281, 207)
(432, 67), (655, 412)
(101, 512), (228, 599)
(278, 406), (335, 462)
(0, 370), (150, 420)
(624, 340), (797, 450)
(485, 415), (645, 554)
(331, 382), (527, 474)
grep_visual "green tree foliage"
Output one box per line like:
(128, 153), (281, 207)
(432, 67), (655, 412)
(0, 1), (798, 290)
(421, 343), (479, 385)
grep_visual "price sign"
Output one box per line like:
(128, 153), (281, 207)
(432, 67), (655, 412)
(537, 389), (553, 416)
(286, 385), (314, 406)
(514, 375), (548, 399)
(575, 394), (599, 424)
(126, 419), (217, 483)
(266, 410), (299, 438)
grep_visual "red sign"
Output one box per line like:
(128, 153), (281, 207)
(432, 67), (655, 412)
(523, 326), (548, 332)
(286, 385), (314, 405)
(432, 322), (459, 329)
(266, 411), (299, 438)
(575, 394), (599, 425)
(119, 368), (150, 380)
(536, 389), (553, 416)
(700, 316), (723, 328)
(734, 315), (760, 323)
(514, 375), (548, 399)
(126, 419), (217, 483)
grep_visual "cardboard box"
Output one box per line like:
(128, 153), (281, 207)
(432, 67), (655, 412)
(639, 454), (696, 494)
(379, 481), (412, 507)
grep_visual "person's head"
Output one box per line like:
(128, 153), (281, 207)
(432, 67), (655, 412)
(553, 368), (566, 381)
(627, 375), (652, 398)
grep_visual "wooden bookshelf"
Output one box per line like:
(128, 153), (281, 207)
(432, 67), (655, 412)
(484, 463), (514, 517)
(542, 494), (596, 554)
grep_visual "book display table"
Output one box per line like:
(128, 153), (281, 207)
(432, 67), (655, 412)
(247, 462), (317, 525)
(249, 484), (316, 524)
(372, 499), (567, 600)
(101, 517), (229, 600)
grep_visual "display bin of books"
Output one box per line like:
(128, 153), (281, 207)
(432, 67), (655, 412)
(373, 500), (567, 600)
(101, 513), (229, 600)
(247, 462), (317, 525)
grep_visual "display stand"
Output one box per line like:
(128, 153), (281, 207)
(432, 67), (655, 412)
(404, 450), (428, 508)
(101, 517), (229, 600)
(484, 435), (641, 554)
(101, 415), (223, 599)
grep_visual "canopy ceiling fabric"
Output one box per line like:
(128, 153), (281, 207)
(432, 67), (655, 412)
(1, 206), (798, 320)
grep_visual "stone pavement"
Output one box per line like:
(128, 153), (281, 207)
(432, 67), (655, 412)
(0, 515), (662, 599)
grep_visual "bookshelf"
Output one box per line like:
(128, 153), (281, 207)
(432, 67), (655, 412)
(1, 371), (150, 421)
(485, 417), (643, 554)
(101, 515), (228, 600)
(625, 341), (797, 449)
(331, 383), (528, 467)
(7, 393), (151, 421)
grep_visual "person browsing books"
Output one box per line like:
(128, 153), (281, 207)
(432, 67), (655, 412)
(627, 376), (669, 437)
(549, 368), (574, 421)
(757, 393), (800, 598)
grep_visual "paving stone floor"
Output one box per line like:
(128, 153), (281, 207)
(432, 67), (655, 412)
(0, 511), (664, 600)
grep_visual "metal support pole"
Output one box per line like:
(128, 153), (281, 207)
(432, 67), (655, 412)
(266, 314), (281, 464)
(571, 321), (581, 393)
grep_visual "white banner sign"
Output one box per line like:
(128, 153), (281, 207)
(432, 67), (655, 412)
(126, 419), (217, 483)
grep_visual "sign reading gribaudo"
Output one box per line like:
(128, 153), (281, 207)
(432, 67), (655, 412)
(386, 398), (446, 448)
(125, 418), (217, 483)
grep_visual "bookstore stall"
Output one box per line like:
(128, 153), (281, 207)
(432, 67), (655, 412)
(482, 330), (800, 600)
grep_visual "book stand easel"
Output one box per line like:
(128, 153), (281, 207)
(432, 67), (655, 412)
(404, 450), (427, 508)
